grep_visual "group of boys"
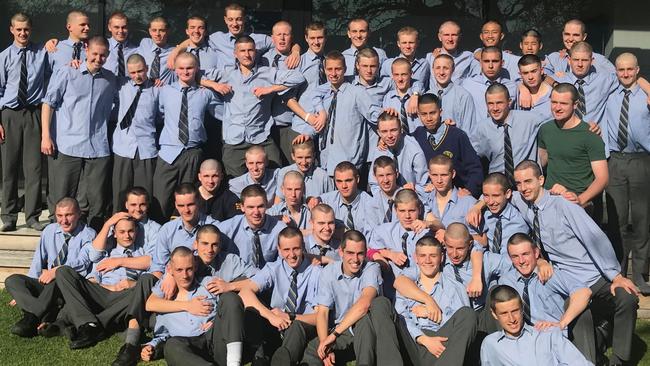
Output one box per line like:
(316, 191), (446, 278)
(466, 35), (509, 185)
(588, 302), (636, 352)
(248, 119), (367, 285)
(1, 3), (649, 366)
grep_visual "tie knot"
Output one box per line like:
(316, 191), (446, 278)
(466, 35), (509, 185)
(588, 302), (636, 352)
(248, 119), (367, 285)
(63, 232), (72, 241)
(74, 42), (82, 49)
(401, 232), (409, 240)
(576, 79), (585, 86)
(388, 198), (394, 205)
(154, 47), (161, 55)
(291, 270), (298, 281)
(274, 54), (281, 61)
(253, 229), (262, 236)
(531, 204), (539, 213)
(118, 43), (123, 51)
(19, 47), (27, 54)
(124, 248), (132, 255)
(624, 89), (632, 96)
(181, 86), (189, 94)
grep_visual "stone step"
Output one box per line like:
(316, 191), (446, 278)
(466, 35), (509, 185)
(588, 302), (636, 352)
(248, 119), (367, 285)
(0, 250), (33, 268)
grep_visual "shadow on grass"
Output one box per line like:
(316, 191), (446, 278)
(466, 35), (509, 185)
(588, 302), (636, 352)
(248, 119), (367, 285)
(631, 321), (650, 366)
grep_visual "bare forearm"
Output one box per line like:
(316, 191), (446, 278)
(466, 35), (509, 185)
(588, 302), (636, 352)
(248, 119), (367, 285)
(560, 288), (592, 328)
(316, 308), (330, 341)
(296, 313), (317, 326)
(121, 255), (151, 270)
(578, 175), (608, 204)
(394, 276), (431, 303)
(145, 294), (187, 313)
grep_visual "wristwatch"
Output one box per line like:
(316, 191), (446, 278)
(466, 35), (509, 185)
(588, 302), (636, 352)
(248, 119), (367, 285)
(331, 329), (342, 338)
(288, 312), (296, 321)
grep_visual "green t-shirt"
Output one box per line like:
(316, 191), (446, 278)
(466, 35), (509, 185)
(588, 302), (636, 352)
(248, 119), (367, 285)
(538, 120), (606, 194)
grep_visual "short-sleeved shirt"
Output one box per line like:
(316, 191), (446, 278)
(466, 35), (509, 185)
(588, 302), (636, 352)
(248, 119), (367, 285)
(314, 261), (382, 326)
(538, 120), (606, 194)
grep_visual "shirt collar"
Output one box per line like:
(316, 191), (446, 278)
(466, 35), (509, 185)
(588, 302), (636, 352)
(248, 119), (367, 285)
(497, 324), (534, 342)
(244, 214), (272, 233)
(531, 189), (551, 210)
(172, 81), (198, 91)
(55, 223), (83, 237)
(489, 202), (515, 220)
(435, 187), (459, 204)
(338, 191), (361, 208)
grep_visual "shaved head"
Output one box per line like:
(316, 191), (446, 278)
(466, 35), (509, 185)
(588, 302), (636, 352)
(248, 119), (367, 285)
(444, 222), (471, 242)
(616, 52), (638, 68)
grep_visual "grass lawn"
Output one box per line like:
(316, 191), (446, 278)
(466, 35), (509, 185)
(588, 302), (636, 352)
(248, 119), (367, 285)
(0, 289), (649, 365)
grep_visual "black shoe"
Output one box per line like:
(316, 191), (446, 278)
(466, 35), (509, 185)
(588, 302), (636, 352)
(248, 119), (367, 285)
(112, 343), (140, 366)
(27, 221), (48, 231)
(10, 312), (38, 337)
(0, 222), (17, 232)
(70, 323), (103, 349)
(38, 321), (64, 338)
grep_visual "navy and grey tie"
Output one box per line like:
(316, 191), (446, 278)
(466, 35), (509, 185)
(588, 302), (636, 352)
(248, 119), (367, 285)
(617, 89), (632, 151)
(150, 48), (161, 80)
(120, 85), (143, 130)
(17, 48), (28, 108)
(178, 87), (190, 145)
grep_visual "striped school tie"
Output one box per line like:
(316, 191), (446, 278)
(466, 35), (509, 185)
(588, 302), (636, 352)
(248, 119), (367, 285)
(124, 249), (139, 281)
(178, 87), (189, 145)
(284, 270), (298, 313)
(575, 79), (586, 119)
(17, 48), (28, 107)
(54, 233), (72, 266)
(617, 89), (632, 151)
(150, 48), (161, 80)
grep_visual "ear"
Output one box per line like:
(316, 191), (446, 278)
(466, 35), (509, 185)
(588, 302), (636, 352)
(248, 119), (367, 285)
(505, 189), (512, 199)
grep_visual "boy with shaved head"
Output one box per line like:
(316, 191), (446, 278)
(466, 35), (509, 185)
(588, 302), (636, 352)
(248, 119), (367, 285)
(427, 20), (474, 82)
(111, 53), (159, 212)
(197, 159), (240, 221)
(605, 52), (650, 294)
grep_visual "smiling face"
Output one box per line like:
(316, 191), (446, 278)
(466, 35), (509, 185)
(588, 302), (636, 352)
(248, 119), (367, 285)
(85, 42), (109, 73)
(114, 219), (136, 247)
(415, 245), (443, 277)
(480, 22), (504, 47)
(616, 56), (640, 89)
(428, 163), (454, 194)
(486, 91), (510, 122)
(493, 298), (524, 336)
(508, 241), (539, 278)
(55, 204), (80, 233)
(242, 195), (266, 228)
(514, 167), (544, 203)
(391, 62), (411, 91)
(198, 168), (223, 193)
(149, 20), (168, 47)
(340, 239), (366, 275)
(311, 209), (335, 243)
(374, 165), (398, 195)
(483, 183), (511, 215)
(433, 57), (453, 86)
(396, 201), (420, 230)
(279, 235), (304, 268)
(186, 19), (206, 45)
(562, 23), (586, 51)
(306, 28), (325, 54)
(245, 151), (267, 182)
(334, 169), (359, 202)
(108, 17), (128, 43)
(10, 21), (31, 47)
(377, 118), (401, 148)
(125, 193), (148, 221)
(291, 147), (314, 173)
(444, 235), (471, 265)
(325, 58), (345, 87)
(224, 9), (245, 36)
(194, 231), (220, 265)
(347, 20), (369, 48)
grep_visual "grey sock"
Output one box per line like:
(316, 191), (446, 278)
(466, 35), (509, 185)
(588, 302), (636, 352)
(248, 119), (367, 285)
(125, 327), (141, 346)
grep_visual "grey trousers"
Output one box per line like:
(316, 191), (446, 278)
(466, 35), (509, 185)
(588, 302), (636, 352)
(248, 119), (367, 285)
(302, 297), (404, 366)
(222, 138), (282, 178)
(397, 306), (477, 366)
(606, 152), (650, 283)
(151, 147), (203, 221)
(164, 292), (245, 366)
(567, 303), (597, 364)
(55, 266), (157, 329)
(270, 320), (317, 366)
(590, 276), (638, 362)
(112, 152), (156, 213)
(270, 124), (300, 166)
(4, 273), (59, 319)
(47, 153), (111, 229)
(0, 107), (43, 225)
